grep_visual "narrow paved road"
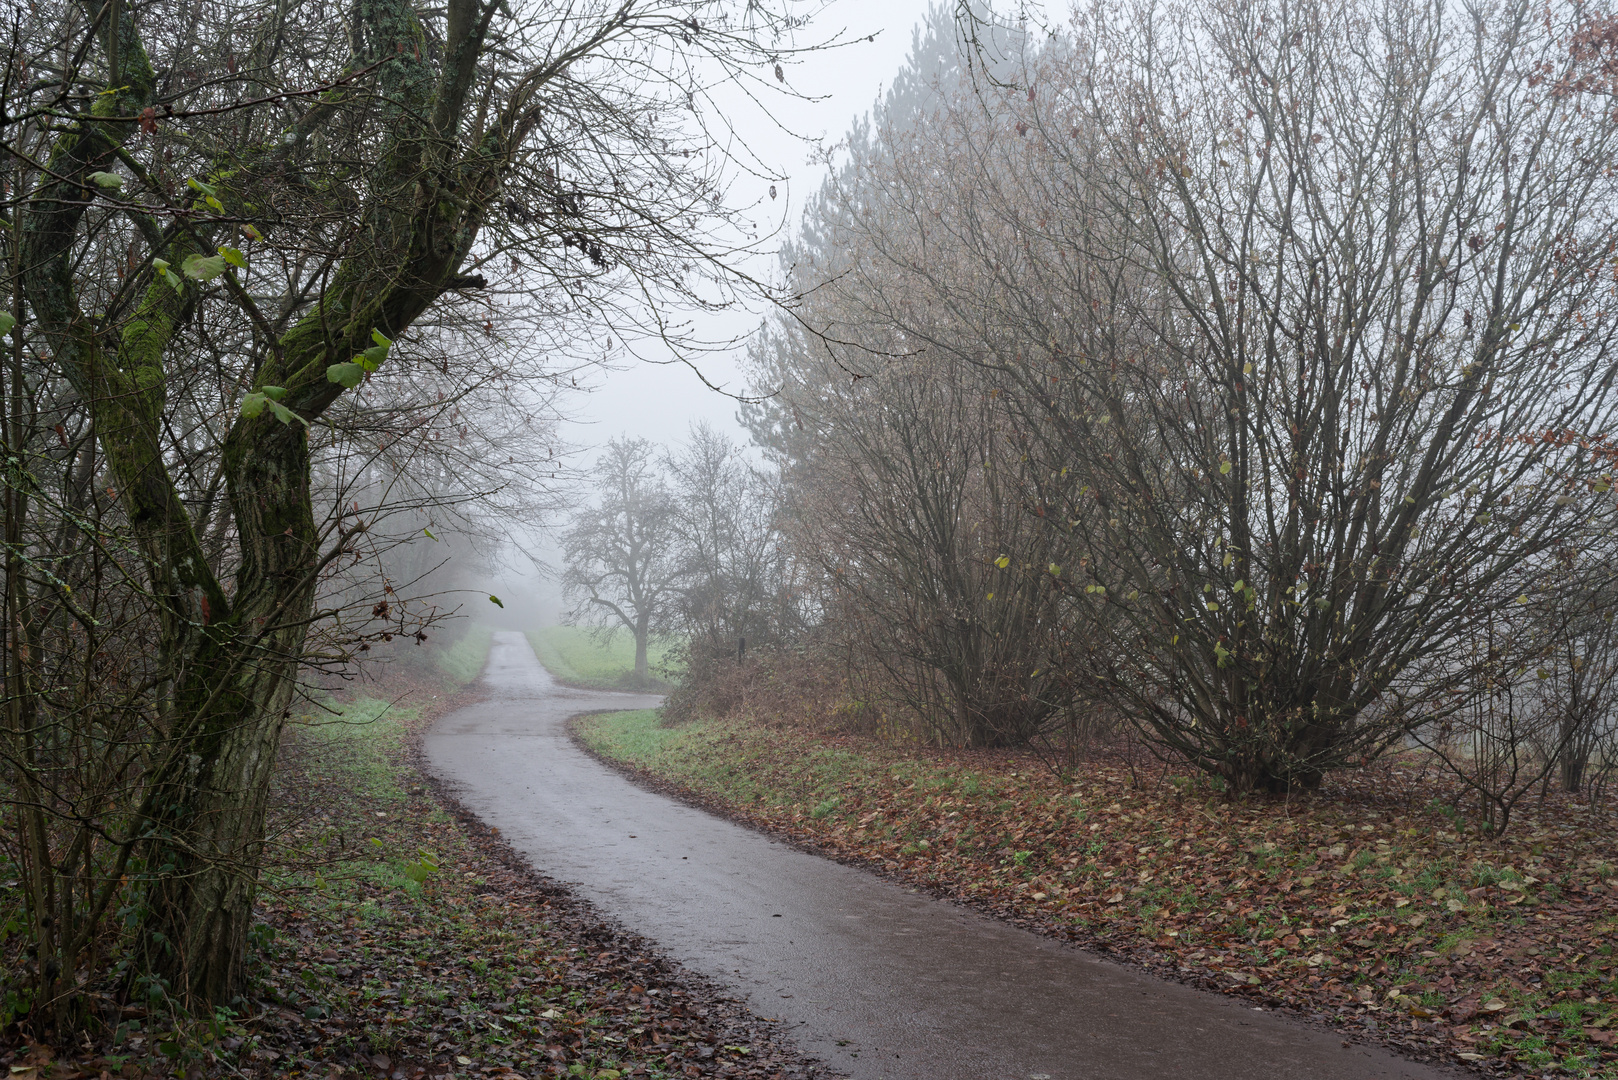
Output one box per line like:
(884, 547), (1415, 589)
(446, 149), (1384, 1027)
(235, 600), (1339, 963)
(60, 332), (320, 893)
(425, 633), (1457, 1080)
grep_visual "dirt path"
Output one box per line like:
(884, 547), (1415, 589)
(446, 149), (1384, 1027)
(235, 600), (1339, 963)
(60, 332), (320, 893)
(423, 631), (1460, 1080)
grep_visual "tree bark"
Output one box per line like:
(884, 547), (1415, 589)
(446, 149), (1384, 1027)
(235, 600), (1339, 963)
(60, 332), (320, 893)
(634, 617), (650, 682)
(17, 0), (504, 1006)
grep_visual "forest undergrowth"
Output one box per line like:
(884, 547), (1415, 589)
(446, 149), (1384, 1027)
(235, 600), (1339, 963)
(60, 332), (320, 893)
(576, 710), (1618, 1079)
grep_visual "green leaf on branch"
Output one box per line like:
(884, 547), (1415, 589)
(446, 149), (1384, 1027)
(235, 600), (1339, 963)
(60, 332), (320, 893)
(151, 258), (184, 293)
(187, 177), (219, 197)
(488, 595), (504, 608)
(365, 329), (392, 362)
(267, 400), (306, 426)
(327, 362), (365, 388)
(219, 245), (247, 269)
(182, 253), (228, 281)
(87, 171), (124, 190)
(241, 389), (306, 426)
(424, 528), (438, 541)
(350, 328), (393, 374)
(1219, 461), (1233, 475)
(0, 313), (14, 338)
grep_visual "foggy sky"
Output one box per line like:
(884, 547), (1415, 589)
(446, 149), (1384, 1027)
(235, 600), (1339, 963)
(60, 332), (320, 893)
(483, 0), (942, 623)
(561, 0), (937, 453)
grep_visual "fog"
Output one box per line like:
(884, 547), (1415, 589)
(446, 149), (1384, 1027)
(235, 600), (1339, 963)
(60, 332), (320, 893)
(440, 0), (940, 629)
(564, 0), (938, 449)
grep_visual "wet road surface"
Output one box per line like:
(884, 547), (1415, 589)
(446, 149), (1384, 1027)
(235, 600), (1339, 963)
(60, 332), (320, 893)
(423, 632), (1457, 1080)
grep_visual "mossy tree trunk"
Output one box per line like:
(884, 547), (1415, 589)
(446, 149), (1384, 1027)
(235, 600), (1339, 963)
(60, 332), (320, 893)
(18, 0), (507, 1005)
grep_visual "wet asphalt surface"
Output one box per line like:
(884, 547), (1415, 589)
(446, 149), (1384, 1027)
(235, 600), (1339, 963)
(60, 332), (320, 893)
(423, 632), (1460, 1080)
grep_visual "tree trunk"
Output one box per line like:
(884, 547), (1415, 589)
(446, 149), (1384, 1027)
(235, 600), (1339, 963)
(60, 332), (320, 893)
(634, 620), (650, 683)
(134, 418), (320, 1003)
(1561, 746), (1587, 794)
(135, 671), (293, 1005)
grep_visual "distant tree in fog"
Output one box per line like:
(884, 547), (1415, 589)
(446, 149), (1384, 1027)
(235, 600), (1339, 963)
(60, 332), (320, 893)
(665, 423), (807, 657)
(562, 438), (680, 682)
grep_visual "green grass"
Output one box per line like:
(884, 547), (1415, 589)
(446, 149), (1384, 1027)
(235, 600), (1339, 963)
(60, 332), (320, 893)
(575, 709), (885, 814)
(526, 625), (680, 690)
(436, 623), (493, 689)
(292, 696), (419, 805)
(575, 710), (781, 807)
(575, 708), (683, 757)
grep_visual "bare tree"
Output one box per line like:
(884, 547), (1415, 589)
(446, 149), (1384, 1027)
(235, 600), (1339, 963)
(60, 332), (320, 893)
(561, 437), (680, 684)
(808, 358), (1080, 746)
(1411, 561), (1618, 836)
(664, 422), (806, 658)
(737, 9), (1103, 749)
(1531, 550), (1618, 795)
(798, 0), (1618, 791)
(1, 0), (827, 1018)
(751, 288), (1084, 747)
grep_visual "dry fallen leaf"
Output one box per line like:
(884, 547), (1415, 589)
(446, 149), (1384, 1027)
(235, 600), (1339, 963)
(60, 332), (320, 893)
(575, 709), (1618, 1074)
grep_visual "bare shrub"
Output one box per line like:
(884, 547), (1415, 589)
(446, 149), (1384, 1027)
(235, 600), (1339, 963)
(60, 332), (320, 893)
(661, 640), (853, 733)
(787, 0), (1618, 791)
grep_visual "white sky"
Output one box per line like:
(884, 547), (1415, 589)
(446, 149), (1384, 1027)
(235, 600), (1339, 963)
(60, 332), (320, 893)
(556, 0), (936, 455)
(480, 0), (939, 620)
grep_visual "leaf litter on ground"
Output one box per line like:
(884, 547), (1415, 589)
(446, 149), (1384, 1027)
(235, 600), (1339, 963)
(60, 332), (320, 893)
(575, 710), (1618, 1079)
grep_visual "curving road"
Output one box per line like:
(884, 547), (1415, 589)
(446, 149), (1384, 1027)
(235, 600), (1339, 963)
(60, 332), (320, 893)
(424, 632), (1457, 1080)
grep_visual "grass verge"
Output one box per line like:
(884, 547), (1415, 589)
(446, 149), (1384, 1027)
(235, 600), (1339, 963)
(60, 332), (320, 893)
(437, 624), (494, 690)
(526, 628), (678, 691)
(575, 710), (1618, 1079)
